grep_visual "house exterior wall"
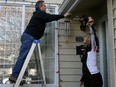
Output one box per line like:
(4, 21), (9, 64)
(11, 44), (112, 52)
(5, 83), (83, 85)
(58, 0), (116, 86)
(58, 19), (100, 87)
(58, 19), (83, 87)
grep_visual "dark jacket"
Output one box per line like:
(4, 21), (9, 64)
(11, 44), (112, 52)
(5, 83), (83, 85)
(24, 10), (64, 39)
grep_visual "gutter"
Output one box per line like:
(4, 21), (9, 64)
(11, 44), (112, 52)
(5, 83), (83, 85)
(67, 0), (81, 12)
(58, 0), (70, 14)
(59, 0), (81, 14)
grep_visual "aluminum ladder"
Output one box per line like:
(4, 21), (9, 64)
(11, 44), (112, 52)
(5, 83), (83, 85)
(13, 40), (47, 87)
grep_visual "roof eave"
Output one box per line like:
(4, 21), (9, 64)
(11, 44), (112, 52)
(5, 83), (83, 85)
(59, 0), (81, 14)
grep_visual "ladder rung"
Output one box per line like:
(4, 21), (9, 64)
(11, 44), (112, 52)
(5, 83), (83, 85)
(13, 42), (46, 87)
(29, 80), (44, 82)
(20, 79), (44, 82)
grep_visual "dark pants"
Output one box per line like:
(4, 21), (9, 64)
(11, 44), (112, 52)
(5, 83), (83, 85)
(84, 73), (103, 87)
(12, 33), (35, 77)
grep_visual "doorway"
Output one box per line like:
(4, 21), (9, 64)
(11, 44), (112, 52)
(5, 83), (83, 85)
(99, 17), (108, 87)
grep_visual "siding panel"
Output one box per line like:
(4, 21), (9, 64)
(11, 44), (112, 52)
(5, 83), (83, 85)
(60, 61), (82, 68)
(59, 36), (77, 42)
(59, 42), (82, 49)
(59, 55), (80, 62)
(60, 75), (81, 81)
(59, 48), (76, 55)
(61, 82), (81, 87)
(60, 68), (82, 75)
(59, 29), (85, 36)
(58, 19), (84, 87)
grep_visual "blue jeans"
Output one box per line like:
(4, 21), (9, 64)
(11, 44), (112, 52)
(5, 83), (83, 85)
(12, 33), (35, 77)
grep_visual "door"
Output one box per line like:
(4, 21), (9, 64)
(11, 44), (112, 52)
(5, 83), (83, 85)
(0, 3), (59, 87)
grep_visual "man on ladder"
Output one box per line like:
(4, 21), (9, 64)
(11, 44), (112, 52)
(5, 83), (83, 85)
(9, 0), (71, 86)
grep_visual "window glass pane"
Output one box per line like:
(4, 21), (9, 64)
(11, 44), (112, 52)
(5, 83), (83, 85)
(0, 6), (22, 84)
(0, 5), (56, 84)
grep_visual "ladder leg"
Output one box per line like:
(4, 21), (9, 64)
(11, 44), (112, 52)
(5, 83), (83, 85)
(34, 47), (41, 83)
(13, 43), (36, 87)
(37, 43), (47, 87)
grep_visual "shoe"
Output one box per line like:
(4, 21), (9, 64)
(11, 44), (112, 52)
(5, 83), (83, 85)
(9, 75), (26, 86)
(9, 75), (17, 83)
(20, 80), (26, 86)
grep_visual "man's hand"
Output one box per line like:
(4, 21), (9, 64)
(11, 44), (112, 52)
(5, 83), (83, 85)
(64, 13), (72, 18)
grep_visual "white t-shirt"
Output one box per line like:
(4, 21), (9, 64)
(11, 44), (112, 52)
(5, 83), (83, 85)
(86, 26), (99, 74)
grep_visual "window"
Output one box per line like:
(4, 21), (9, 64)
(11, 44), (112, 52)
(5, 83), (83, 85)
(0, 5), (58, 85)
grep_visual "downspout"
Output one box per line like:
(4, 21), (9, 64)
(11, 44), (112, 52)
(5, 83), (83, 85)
(107, 0), (116, 87)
